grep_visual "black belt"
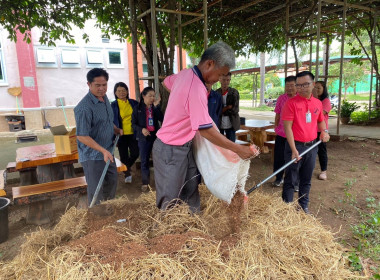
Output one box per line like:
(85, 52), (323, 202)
(295, 139), (317, 147)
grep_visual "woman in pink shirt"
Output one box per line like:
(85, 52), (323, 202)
(313, 81), (331, 180)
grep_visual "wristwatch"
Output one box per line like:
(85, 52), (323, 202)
(324, 129), (328, 133)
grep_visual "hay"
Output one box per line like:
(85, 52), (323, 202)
(0, 185), (358, 279)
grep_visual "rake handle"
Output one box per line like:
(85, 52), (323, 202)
(89, 134), (120, 208)
(247, 140), (322, 195)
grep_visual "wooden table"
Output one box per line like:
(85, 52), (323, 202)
(16, 143), (78, 185)
(15, 143), (127, 224)
(16, 143), (78, 224)
(240, 119), (275, 153)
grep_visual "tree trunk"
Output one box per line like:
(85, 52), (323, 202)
(353, 84), (356, 95)
(129, 0), (140, 100)
(291, 38), (299, 74)
(323, 34), (330, 84)
(260, 52), (265, 106)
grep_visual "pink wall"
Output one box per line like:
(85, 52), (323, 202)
(15, 30), (40, 108)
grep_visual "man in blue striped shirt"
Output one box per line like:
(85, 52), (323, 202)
(74, 68), (123, 206)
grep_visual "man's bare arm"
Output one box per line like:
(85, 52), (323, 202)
(198, 127), (256, 159)
(77, 136), (114, 162)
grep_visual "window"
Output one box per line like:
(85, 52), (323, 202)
(86, 49), (103, 67)
(0, 40), (6, 84)
(36, 47), (57, 67)
(61, 48), (81, 68)
(143, 63), (148, 73)
(101, 34), (110, 44)
(107, 49), (123, 68)
(109, 51), (121, 64)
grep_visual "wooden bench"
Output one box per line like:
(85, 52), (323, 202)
(236, 139), (250, 146)
(264, 140), (276, 162)
(12, 176), (87, 205)
(236, 129), (250, 141)
(265, 128), (276, 141)
(11, 158), (127, 225)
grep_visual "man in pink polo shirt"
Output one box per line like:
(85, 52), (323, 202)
(282, 71), (330, 214)
(272, 75), (297, 187)
(153, 41), (256, 213)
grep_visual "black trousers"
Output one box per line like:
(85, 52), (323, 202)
(282, 141), (317, 210)
(317, 132), (328, 171)
(138, 139), (154, 185)
(118, 134), (139, 177)
(273, 135), (287, 181)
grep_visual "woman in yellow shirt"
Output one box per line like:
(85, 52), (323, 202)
(111, 82), (139, 183)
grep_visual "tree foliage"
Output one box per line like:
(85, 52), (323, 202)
(328, 61), (369, 98)
(1, 0), (379, 107)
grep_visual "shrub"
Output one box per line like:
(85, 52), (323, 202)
(266, 87), (284, 98)
(339, 100), (360, 118)
(350, 108), (380, 124)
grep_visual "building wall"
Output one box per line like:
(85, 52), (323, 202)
(0, 29), (22, 110)
(0, 20), (185, 131)
(31, 20), (130, 107)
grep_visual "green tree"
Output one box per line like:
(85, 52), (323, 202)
(328, 61), (369, 99)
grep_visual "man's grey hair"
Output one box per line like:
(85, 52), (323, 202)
(200, 41), (236, 69)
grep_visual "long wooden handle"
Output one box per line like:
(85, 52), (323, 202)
(247, 140), (322, 194)
(89, 135), (120, 208)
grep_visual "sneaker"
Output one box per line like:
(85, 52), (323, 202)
(124, 175), (132, 184)
(272, 179), (283, 187)
(303, 208), (310, 214)
(294, 184), (299, 192)
(141, 185), (148, 192)
(318, 171), (327, 180)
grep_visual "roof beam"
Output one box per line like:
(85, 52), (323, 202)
(322, 0), (373, 12)
(221, 0), (266, 18)
(246, 3), (287, 21)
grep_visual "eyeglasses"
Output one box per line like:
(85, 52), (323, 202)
(295, 82), (312, 89)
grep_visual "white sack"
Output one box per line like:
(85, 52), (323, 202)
(193, 131), (251, 204)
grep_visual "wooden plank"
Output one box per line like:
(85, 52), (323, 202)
(14, 187), (87, 205)
(264, 140), (276, 148)
(12, 176), (87, 200)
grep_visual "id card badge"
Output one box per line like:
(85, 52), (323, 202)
(148, 117), (154, 126)
(306, 111), (311, 123)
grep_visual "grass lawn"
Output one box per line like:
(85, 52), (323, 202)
(240, 105), (274, 111)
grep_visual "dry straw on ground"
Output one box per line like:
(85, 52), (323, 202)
(0, 185), (357, 279)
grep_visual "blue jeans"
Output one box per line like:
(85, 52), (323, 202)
(220, 128), (236, 142)
(138, 139), (154, 185)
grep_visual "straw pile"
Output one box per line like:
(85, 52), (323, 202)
(0, 185), (356, 279)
